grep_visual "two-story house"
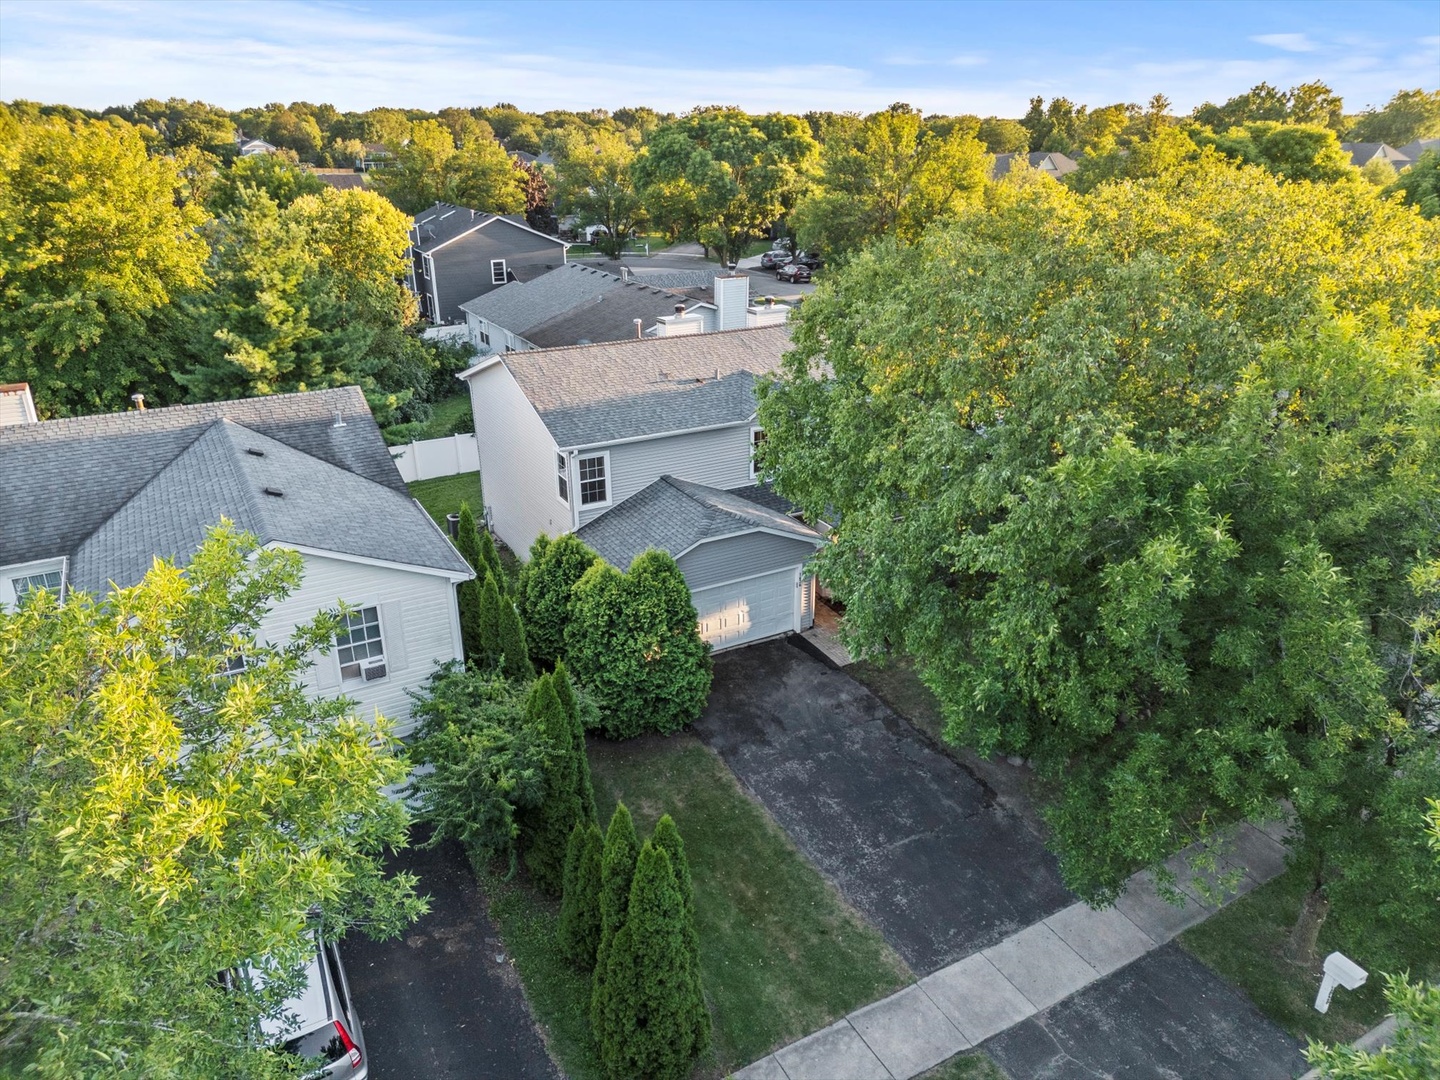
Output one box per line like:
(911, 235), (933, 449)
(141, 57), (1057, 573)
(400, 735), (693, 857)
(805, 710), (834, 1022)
(408, 202), (570, 325)
(459, 266), (791, 355)
(0, 388), (473, 735)
(460, 324), (822, 651)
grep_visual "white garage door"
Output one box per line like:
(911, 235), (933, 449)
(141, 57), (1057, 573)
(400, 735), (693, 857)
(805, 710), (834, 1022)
(693, 567), (799, 651)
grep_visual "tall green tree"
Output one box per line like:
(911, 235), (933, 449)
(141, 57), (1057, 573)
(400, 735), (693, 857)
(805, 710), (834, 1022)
(208, 151), (326, 213)
(565, 551), (712, 739)
(0, 113), (208, 416)
(652, 814), (709, 1059)
(523, 533), (600, 668)
(758, 157), (1440, 949)
(1384, 149), (1440, 217)
(553, 661), (598, 821)
(558, 821), (605, 969)
(455, 502), (483, 570)
(635, 108), (818, 265)
(591, 802), (640, 1034)
(1197, 121), (1355, 183)
(498, 595), (535, 681)
(0, 525), (425, 1076)
(594, 842), (702, 1080)
(552, 128), (646, 257)
(792, 103), (990, 256)
(1347, 88), (1440, 147)
(478, 572), (504, 667)
(521, 674), (582, 893)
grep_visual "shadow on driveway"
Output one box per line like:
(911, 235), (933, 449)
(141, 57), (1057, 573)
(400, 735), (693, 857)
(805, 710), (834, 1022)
(695, 638), (1075, 974)
(343, 835), (558, 1080)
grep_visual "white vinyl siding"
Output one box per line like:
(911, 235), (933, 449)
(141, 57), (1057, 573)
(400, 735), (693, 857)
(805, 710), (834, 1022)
(693, 567), (802, 651)
(259, 553), (462, 737)
(676, 531), (819, 591)
(467, 363), (571, 556)
(577, 425), (755, 527)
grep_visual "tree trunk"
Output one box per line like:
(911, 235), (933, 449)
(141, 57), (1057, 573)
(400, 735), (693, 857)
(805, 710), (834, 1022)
(1284, 885), (1329, 969)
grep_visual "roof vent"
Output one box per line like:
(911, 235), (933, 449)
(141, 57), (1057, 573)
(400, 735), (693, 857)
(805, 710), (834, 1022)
(332, 409), (347, 429)
(245, 448), (265, 457)
(675, 303), (686, 315)
(262, 487), (284, 498)
(130, 393), (145, 411)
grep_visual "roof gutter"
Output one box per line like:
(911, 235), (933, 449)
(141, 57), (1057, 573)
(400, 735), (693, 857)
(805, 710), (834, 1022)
(557, 417), (754, 454)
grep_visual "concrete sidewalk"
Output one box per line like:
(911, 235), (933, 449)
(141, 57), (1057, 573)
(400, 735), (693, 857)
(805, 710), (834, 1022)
(734, 820), (1291, 1080)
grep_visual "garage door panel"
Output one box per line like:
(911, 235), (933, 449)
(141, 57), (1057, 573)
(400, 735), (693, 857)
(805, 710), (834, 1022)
(693, 568), (797, 650)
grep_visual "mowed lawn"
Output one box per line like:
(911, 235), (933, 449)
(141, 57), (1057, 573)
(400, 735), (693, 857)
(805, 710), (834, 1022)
(589, 732), (913, 1069)
(406, 471), (483, 529)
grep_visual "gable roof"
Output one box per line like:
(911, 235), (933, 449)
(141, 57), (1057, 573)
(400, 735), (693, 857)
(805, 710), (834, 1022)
(575, 475), (820, 572)
(992, 151), (1080, 178)
(465, 324), (790, 449)
(1396, 138), (1440, 162)
(410, 201), (568, 253)
(0, 388), (468, 586)
(1340, 142), (1410, 167)
(458, 263), (696, 347)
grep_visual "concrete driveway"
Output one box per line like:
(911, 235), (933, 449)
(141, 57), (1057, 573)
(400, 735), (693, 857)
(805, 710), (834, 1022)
(343, 836), (558, 1080)
(695, 638), (1075, 974)
(983, 943), (1309, 1078)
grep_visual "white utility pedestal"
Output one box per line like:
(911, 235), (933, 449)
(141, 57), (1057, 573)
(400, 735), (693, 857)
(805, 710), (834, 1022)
(1314, 952), (1367, 1013)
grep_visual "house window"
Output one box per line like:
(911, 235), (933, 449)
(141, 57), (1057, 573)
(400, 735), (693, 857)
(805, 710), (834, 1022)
(335, 606), (385, 683)
(490, 259), (507, 285)
(217, 653), (248, 678)
(478, 329), (491, 347)
(12, 569), (62, 600)
(578, 453), (608, 506)
(751, 427), (767, 478)
(556, 452), (570, 503)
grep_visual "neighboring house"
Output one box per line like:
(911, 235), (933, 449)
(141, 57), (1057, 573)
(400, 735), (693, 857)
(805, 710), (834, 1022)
(356, 143), (394, 171)
(1396, 138), (1440, 163)
(458, 265), (789, 354)
(0, 388), (473, 735)
(408, 201), (570, 325)
(0, 383), (38, 427)
(1339, 142), (1412, 169)
(309, 169), (368, 191)
(512, 150), (555, 168)
(992, 151), (1079, 179)
(237, 136), (280, 156)
(460, 325), (823, 651)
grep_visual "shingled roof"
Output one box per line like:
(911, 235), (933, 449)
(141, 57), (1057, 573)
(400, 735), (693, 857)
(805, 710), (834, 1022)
(0, 388), (470, 589)
(464, 324), (790, 450)
(575, 475), (820, 572)
(410, 201), (567, 253)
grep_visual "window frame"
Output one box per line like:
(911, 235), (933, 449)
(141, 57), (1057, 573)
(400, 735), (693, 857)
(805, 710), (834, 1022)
(2, 558), (66, 609)
(490, 259), (508, 286)
(334, 604), (387, 685)
(750, 425), (767, 479)
(556, 452), (570, 505)
(576, 451), (610, 509)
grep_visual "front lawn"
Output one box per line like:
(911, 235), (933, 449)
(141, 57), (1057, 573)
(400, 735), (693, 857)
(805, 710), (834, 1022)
(479, 731), (913, 1078)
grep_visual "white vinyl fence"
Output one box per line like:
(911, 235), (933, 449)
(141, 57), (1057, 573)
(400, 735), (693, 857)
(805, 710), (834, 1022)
(389, 433), (480, 483)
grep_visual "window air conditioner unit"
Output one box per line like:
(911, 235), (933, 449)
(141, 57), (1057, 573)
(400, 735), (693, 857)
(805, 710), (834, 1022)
(362, 661), (388, 682)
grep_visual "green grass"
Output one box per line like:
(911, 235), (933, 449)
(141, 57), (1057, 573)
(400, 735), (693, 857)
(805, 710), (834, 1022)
(1180, 863), (1438, 1046)
(916, 1051), (1010, 1080)
(475, 861), (606, 1080)
(422, 393), (475, 439)
(406, 472), (483, 530)
(589, 733), (913, 1070)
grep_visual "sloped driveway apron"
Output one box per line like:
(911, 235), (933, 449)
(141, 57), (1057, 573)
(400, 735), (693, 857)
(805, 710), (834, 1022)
(695, 638), (1075, 974)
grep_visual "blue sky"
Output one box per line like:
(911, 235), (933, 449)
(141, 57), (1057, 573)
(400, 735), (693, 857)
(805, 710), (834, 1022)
(1, 1), (1435, 116)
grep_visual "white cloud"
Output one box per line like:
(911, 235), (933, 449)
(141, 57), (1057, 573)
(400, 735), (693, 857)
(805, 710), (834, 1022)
(947, 53), (988, 68)
(1250, 33), (1318, 53)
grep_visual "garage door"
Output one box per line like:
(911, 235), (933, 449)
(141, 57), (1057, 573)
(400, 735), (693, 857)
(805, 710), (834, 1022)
(692, 567), (799, 651)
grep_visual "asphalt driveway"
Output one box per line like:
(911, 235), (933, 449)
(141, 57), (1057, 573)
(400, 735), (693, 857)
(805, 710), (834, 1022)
(695, 638), (1075, 974)
(343, 836), (557, 1080)
(983, 942), (1309, 1079)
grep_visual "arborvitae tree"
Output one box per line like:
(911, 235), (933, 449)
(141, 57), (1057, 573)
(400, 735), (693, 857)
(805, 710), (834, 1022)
(523, 533), (600, 668)
(476, 526), (505, 591)
(596, 843), (698, 1080)
(457, 577), (484, 664)
(652, 814), (709, 1058)
(455, 502), (482, 570)
(498, 596), (535, 681)
(521, 675), (580, 894)
(558, 821), (604, 970)
(591, 802), (639, 1035)
(554, 661), (597, 823)
(477, 572), (503, 667)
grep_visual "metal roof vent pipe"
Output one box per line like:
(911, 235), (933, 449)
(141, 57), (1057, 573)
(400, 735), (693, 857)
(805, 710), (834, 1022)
(130, 393), (145, 411)
(675, 303), (686, 315)
(621, 266), (630, 282)
(634, 318), (643, 339)
(332, 409), (347, 429)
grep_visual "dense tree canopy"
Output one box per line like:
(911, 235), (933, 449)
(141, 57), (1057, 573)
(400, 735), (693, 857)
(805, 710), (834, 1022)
(758, 158), (1440, 948)
(0, 526), (424, 1077)
(551, 128), (647, 257)
(1346, 88), (1440, 147)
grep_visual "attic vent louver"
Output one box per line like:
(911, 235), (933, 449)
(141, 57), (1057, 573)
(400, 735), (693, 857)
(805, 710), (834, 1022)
(245, 448), (265, 457)
(262, 487), (284, 498)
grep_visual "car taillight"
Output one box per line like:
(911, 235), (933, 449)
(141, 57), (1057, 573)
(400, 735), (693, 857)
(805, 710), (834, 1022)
(333, 1020), (361, 1069)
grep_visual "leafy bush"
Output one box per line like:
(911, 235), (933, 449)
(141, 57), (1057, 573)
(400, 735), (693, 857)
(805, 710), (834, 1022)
(523, 534), (600, 669)
(565, 549), (712, 739)
(407, 663), (546, 866)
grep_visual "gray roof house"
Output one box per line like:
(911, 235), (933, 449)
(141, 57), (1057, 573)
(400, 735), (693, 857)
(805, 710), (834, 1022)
(1339, 142), (1413, 168)
(992, 151), (1079, 179)
(460, 325), (822, 651)
(408, 202), (569, 325)
(0, 387), (473, 734)
(1396, 138), (1440, 163)
(459, 265), (790, 355)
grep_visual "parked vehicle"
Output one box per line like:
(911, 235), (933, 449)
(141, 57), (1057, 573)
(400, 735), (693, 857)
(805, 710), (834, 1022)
(776, 260), (813, 283)
(759, 249), (791, 270)
(793, 250), (823, 269)
(233, 935), (368, 1078)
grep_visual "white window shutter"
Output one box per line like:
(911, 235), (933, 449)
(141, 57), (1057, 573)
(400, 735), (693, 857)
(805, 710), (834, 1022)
(313, 649), (340, 691)
(381, 601), (409, 673)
